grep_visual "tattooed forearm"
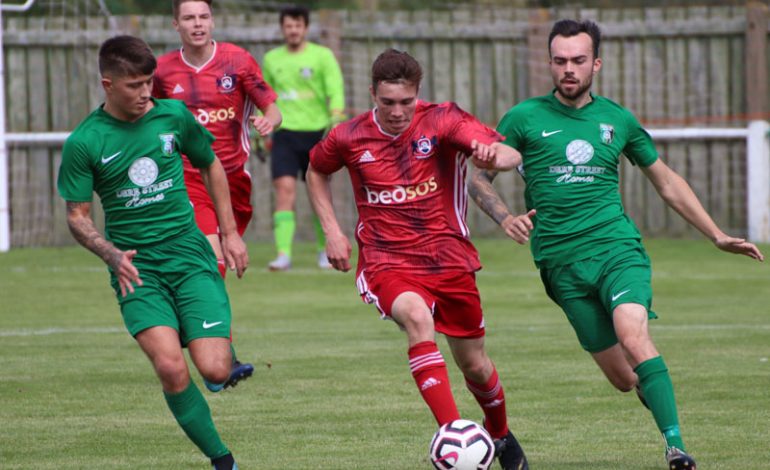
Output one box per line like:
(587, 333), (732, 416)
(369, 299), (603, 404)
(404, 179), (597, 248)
(468, 169), (513, 225)
(66, 201), (121, 268)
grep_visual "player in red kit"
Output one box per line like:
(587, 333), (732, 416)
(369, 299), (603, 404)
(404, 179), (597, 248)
(307, 49), (529, 470)
(154, 0), (281, 391)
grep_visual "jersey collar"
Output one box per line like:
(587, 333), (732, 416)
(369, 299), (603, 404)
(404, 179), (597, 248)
(179, 40), (218, 73)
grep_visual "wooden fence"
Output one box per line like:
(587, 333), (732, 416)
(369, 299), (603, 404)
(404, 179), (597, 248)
(3, 4), (769, 247)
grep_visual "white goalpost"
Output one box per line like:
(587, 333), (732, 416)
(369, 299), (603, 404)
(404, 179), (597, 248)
(0, 0), (37, 252)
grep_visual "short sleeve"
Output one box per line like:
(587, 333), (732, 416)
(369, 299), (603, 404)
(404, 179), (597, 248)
(241, 52), (278, 110)
(177, 103), (216, 168)
(309, 126), (345, 174)
(496, 105), (528, 152)
(57, 137), (94, 202)
(622, 110), (658, 167)
(440, 103), (501, 155)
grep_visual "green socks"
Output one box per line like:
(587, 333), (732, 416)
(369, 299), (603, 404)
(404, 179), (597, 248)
(273, 211), (296, 258)
(312, 215), (326, 252)
(635, 355), (685, 451)
(164, 381), (229, 459)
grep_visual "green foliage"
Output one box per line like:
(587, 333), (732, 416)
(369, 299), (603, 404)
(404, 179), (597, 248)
(0, 239), (768, 468)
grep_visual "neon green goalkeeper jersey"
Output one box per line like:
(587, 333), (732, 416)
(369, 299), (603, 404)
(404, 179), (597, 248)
(497, 92), (659, 268)
(57, 99), (216, 248)
(262, 42), (345, 131)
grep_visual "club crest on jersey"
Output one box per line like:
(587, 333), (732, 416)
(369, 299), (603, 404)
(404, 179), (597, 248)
(412, 135), (437, 159)
(216, 74), (236, 93)
(159, 133), (176, 157)
(300, 67), (313, 79)
(600, 123), (615, 145)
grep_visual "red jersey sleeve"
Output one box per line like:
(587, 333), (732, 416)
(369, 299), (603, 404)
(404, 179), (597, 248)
(240, 53), (277, 111)
(152, 74), (167, 99)
(309, 126), (345, 175)
(439, 103), (502, 155)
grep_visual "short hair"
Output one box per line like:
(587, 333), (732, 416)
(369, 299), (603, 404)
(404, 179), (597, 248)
(371, 49), (423, 90)
(172, 0), (212, 19)
(98, 35), (157, 78)
(548, 19), (602, 59)
(280, 5), (310, 26)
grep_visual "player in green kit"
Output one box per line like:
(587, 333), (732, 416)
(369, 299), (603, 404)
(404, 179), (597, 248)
(57, 36), (247, 470)
(468, 19), (764, 470)
(262, 5), (346, 270)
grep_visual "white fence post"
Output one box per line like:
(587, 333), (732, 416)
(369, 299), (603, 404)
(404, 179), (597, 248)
(747, 120), (770, 243)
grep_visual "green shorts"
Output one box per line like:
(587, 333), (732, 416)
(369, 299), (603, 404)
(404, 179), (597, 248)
(109, 226), (232, 346)
(539, 242), (657, 353)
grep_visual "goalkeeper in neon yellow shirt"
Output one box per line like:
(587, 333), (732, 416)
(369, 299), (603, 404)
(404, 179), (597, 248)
(263, 5), (346, 271)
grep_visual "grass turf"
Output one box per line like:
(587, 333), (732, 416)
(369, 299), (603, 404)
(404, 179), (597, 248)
(1, 238), (768, 469)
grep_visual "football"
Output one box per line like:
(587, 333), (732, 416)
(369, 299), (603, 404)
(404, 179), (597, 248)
(429, 419), (495, 470)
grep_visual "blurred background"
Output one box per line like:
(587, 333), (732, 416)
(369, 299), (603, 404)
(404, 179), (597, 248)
(2, 0), (769, 249)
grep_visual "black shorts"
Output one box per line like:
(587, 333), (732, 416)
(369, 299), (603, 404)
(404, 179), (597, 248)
(270, 129), (325, 181)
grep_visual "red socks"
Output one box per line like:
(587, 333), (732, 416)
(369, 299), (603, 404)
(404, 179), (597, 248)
(466, 368), (508, 439)
(408, 341), (460, 425)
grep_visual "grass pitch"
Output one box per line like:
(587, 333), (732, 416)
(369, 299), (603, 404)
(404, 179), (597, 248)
(1, 238), (768, 469)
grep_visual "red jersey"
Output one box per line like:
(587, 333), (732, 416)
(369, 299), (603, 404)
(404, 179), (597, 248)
(310, 101), (501, 275)
(154, 41), (277, 173)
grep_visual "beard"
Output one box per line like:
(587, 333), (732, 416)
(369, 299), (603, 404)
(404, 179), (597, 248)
(555, 75), (593, 101)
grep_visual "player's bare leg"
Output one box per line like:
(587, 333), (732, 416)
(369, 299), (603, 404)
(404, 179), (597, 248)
(592, 303), (697, 469)
(447, 336), (528, 470)
(391, 292), (460, 425)
(135, 327), (234, 466)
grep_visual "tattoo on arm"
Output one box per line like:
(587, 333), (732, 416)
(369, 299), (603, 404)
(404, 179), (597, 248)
(66, 201), (121, 268)
(468, 169), (513, 225)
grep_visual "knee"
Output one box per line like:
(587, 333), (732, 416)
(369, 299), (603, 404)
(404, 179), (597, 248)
(457, 356), (491, 382)
(610, 375), (637, 393)
(197, 358), (231, 385)
(153, 356), (189, 392)
(399, 308), (434, 337)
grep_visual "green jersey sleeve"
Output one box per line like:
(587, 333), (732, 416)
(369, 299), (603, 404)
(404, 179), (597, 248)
(321, 48), (345, 113)
(58, 136), (94, 202)
(177, 102), (216, 168)
(621, 109), (658, 167)
(496, 105), (529, 152)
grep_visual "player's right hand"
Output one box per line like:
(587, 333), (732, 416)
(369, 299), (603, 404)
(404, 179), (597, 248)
(250, 115), (274, 137)
(112, 249), (143, 297)
(326, 232), (352, 272)
(501, 209), (536, 244)
(221, 233), (249, 278)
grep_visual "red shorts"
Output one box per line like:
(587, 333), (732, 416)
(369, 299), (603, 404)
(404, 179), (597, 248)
(185, 168), (253, 236)
(356, 270), (485, 338)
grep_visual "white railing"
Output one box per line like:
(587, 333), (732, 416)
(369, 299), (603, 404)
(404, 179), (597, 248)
(0, 122), (768, 251)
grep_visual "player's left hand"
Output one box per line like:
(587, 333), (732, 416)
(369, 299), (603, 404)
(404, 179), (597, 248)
(714, 235), (765, 261)
(250, 115), (274, 137)
(221, 232), (250, 277)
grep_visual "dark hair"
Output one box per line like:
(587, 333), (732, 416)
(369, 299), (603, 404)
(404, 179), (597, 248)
(548, 19), (601, 59)
(98, 35), (157, 78)
(280, 5), (310, 26)
(371, 49), (423, 90)
(172, 0), (212, 19)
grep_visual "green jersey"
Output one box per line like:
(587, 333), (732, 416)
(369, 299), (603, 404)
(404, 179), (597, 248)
(57, 98), (216, 248)
(262, 42), (344, 131)
(497, 92), (658, 268)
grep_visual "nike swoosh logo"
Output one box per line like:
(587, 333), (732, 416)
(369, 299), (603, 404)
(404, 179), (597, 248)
(611, 289), (631, 302)
(101, 151), (122, 164)
(202, 321), (223, 329)
(541, 130), (563, 137)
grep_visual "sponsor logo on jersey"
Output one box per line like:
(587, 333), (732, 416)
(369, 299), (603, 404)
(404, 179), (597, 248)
(196, 107), (236, 126)
(358, 150), (376, 163)
(364, 177), (438, 205)
(600, 123), (615, 144)
(412, 135), (437, 159)
(172, 84), (185, 94)
(159, 133), (175, 156)
(128, 157), (159, 187)
(565, 139), (594, 165)
(216, 74), (236, 93)
(300, 67), (313, 79)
